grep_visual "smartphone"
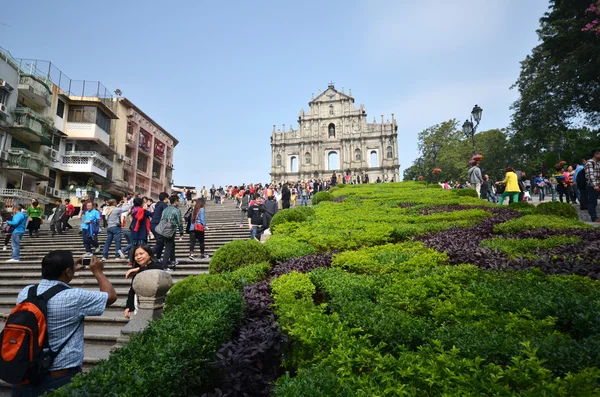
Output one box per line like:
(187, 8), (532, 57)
(82, 257), (92, 267)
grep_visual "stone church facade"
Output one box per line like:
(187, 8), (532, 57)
(270, 84), (400, 183)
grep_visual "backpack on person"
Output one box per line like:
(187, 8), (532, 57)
(241, 195), (250, 211)
(0, 285), (81, 385)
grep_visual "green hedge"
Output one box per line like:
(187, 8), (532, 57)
(209, 239), (270, 273)
(166, 262), (271, 309)
(494, 215), (591, 234)
(271, 265), (600, 395)
(536, 201), (579, 219)
(508, 201), (537, 215)
(51, 291), (244, 397)
(270, 206), (315, 234)
(265, 235), (316, 262)
(480, 236), (581, 259)
(453, 188), (479, 197)
(312, 191), (333, 205)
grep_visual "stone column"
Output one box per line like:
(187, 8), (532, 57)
(113, 269), (173, 349)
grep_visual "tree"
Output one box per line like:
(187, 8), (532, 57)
(511, 0), (600, 150)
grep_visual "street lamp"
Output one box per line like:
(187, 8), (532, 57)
(416, 157), (424, 179)
(462, 104), (483, 155)
(430, 143), (441, 168)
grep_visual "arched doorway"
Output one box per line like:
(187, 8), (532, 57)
(328, 151), (339, 170)
(290, 156), (298, 172)
(370, 151), (378, 167)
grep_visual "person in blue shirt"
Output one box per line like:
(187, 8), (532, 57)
(533, 172), (546, 202)
(573, 160), (585, 203)
(80, 202), (101, 255)
(6, 204), (27, 262)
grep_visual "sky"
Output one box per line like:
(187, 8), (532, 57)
(1, 0), (550, 187)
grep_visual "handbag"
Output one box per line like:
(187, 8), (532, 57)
(194, 212), (205, 232)
(155, 219), (175, 238)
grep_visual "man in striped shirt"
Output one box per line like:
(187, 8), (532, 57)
(160, 195), (184, 270)
(585, 149), (600, 223)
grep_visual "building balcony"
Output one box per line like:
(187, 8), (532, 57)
(65, 122), (110, 146)
(6, 148), (48, 178)
(9, 107), (53, 146)
(0, 188), (51, 207)
(58, 151), (113, 178)
(18, 75), (51, 107)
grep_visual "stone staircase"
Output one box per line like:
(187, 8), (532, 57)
(0, 200), (249, 395)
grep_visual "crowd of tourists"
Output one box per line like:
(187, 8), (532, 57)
(460, 148), (600, 222)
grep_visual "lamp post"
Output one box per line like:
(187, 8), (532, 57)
(462, 104), (483, 155)
(431, 143), (441, 181)
(416, 157), (424, 179)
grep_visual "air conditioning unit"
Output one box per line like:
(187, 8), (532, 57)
(0, 80), (12, 91)
(126, 159), (132, 166)
(53, 189), (60, 197)
(45, 186), (55, 196)
(117, 154), (125, 161)
(0, 150), (8, 162)
(48, 148), (59, 161)
(0, 104), (8, 115)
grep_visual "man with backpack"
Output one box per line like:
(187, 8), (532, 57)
(1, 251), (117, 395)
(240, 190), (250, 227)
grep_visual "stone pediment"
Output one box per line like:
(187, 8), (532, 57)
(310, 85), (354, 104)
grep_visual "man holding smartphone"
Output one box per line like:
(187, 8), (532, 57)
(10, 251), (117, 395)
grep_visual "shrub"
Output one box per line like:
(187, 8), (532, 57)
(221, 262), (271, 289)
(454, 188), (478, 197)
(166, 274), (234, 309)
(508, 201), (537, 215)
(265, 235), (317, 262)
(312, 191), (333, 204)
(51, 291), (244, 397)
(480, 236), (581, 259)
(331, 242), (448, 274)
(494, 215), (591, 234)
(209, 239), (270, 273)
(536, 201), (578, 219)
(270, 206), (315, 233)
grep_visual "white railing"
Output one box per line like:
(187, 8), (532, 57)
(62, 151), (113, 168)
(0, 189), (51, 205)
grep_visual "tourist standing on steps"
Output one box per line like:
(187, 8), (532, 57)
(248, 193), (265, 241)
(189, 199), (209, 260)
(63, 199), (75, 231)
(160, 195), (184, 270)
(281, 184), (291, 209)
(300, 185), (309, 206)
(263, 194), (278, 230)
(150, 193), (169, 258)
(585, 148), (600, 223)
(124, 245), (164, 318)
(6, 204), (27, 262)
(51, 199), (66, 236)
(10, 251), (116, 395)
(101, 199), (131, 261)
(81, 202), (101, 256)
(26, 200), (43, 238)
(128, 197), (153, 264)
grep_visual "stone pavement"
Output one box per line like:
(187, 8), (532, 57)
(0, 200), (249, 395)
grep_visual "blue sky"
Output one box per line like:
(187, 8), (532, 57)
(1, 0), (549, 186)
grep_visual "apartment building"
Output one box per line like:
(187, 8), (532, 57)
(0, 47), (177, 208)
(108, 97), (177, 200)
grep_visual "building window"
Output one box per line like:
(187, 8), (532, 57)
(386, 146), (393, 159)
(328, 123), (335, 138)
(370, 151), (378, 167)
(290, 156), (298, 172)
(67, 105), (95, 123)
(56, 100), (65, 118)
(355, 149), (361, 161)
(328, 151), (339, 170)
(305, 152), (311, 165)
(96, 109), (111, 134)
(329, 105), (334, 116)
(276, 154), (281, 166)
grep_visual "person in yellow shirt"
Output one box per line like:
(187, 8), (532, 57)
(499, 167), (521, 205)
